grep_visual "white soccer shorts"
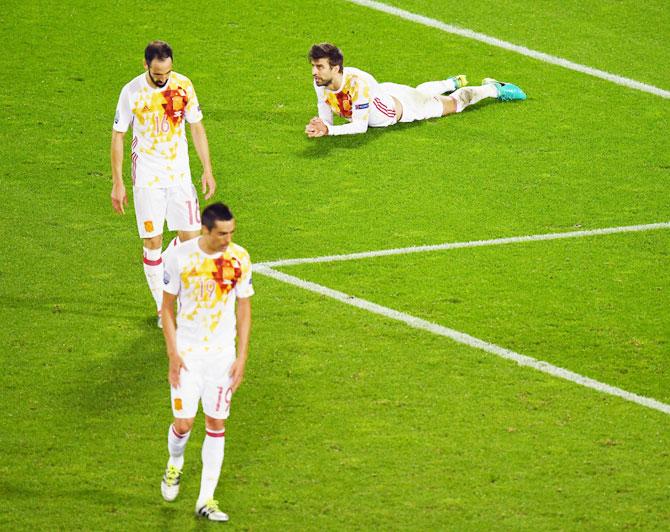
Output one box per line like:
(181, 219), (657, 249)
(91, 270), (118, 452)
(170, 348), (236, 420)
(133, 181), (201, 238)
(380, 82), (443, 123)
(367, 90), (398, 128)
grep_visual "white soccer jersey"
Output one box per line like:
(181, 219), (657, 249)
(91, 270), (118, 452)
(314, 67), (397, 135)
(163, 238), (254, 354)
(113, 72), (203, 188)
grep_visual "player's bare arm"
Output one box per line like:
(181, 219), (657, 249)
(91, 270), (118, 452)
(110, 130), (128, 214)
(189, 121), (216, 200)
(229, 296), (251, 392)
(162, 290), (188, 387)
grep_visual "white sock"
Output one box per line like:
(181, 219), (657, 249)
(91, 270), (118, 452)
(196, 429), (225, 507)
(167, 424), (191, 470)
(143, 247), (163, 311)
(416, 78), (456, 96)
(449, 85), (498, 113)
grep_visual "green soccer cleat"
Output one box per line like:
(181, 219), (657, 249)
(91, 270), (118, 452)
(482, 77), (527, 101)
(161, 465), (182, 502)
(196, 499), (229, 522)
(448, 74), (468, 91)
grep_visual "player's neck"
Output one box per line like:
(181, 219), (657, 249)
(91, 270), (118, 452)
(327, 71), (344, 91)
(198, 237), (228, 255)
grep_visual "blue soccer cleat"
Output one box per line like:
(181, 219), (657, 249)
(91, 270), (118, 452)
(482, 78), (527, 101)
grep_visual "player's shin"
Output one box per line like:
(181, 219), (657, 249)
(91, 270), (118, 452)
(143, 247), (164, 311)
(449, 85), (498, 113)
(196, 428), (225, 508)
(167, 423), (191, 469)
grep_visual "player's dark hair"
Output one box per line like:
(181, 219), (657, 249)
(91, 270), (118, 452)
(202, 202), (234, 230)
(308, 43), (344, 73)
(145, 40), (173, 66)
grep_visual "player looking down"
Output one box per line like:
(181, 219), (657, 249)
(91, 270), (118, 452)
(159, 202), (253, 522)
(305, 43), (526, 138)
(111, 40), (216, 326)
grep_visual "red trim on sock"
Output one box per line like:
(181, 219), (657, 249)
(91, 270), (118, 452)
(206, 430), (225, 438)
(143, 257), (162, 266)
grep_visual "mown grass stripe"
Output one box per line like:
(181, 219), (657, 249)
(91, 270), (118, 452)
(256, 222), (670, 268)
(256, 266), (670, 416)
(347, 0), (670, 99)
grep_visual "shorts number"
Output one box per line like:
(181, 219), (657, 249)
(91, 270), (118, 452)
(186, 200), (201, 225)
(215, 386), (233, 414)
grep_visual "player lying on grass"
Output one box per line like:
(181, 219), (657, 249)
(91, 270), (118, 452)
(305, 43), (526, 138)
(160, 202), (253, 522)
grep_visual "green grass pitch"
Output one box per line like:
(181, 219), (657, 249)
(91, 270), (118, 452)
(1, 0), (669, 529)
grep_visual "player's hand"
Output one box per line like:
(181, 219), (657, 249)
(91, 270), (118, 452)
(229, 357), (246, 392)
(202, 172), (216, 200)
(305, 117), (328, 138)
(111, 181), (128, 214)
(168, 354), (188, 388)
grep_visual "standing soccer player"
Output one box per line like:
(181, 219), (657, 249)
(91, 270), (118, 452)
(111, 40), (216, 326)
(305, 43), (526, 137)
(160, 202), (253, 522)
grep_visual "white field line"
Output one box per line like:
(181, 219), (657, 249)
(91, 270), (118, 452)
(255, 266), (670, 416)
(256, 222), (670, 268)
(346, 0), (670, 99)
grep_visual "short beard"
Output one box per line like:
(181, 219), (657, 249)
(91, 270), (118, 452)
(149, 71), (168, 88)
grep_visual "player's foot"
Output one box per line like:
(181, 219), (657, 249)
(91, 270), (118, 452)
(196, 499), (229, 522)
(448, 74), (468, 91)
(161, 465), (182, 502)
(482, 78), (527, 101)
(157, 311), (163, 329)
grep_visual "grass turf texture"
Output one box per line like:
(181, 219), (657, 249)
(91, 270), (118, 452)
(1, 0), (669, 529)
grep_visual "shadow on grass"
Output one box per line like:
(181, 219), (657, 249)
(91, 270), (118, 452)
(296, 116), (475, 158)
(298, 129), (377, 158)
(0, 479), (215, 530)
(67, 321), (164, 415)
(2, 293), (144, 322)
(296, 97), (520, 159)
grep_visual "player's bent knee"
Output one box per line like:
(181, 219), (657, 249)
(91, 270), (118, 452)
(173, 417), (195, 434)
(144, 234), (163, 249)
(204, 416), (225, 432)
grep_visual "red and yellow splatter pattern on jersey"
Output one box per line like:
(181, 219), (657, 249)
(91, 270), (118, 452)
(325, 74), (365, 118)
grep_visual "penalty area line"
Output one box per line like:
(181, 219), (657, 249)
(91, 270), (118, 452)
(255, 221), (670, 268)
(345, 0), (670, 99)
(254, 266), (670, 416)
